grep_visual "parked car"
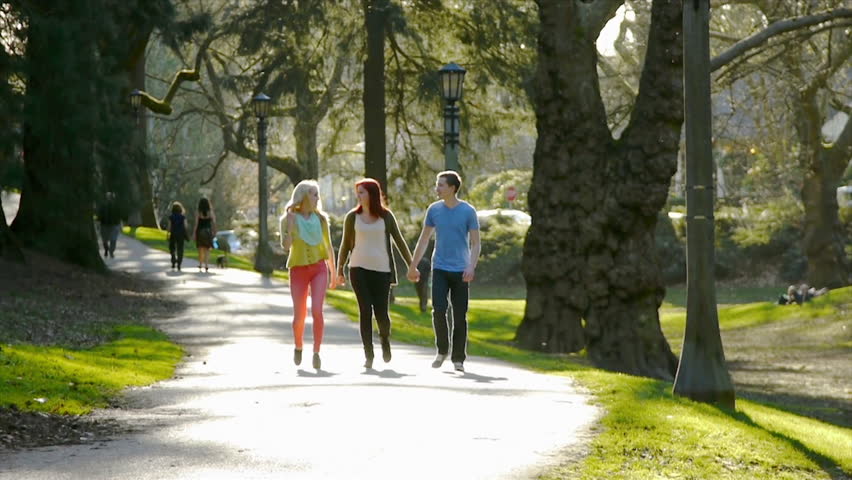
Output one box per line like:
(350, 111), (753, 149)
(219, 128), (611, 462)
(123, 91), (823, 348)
(476, 208), (531, 227)
(838, 186), (852, 208)
(213, 230), (241, 253)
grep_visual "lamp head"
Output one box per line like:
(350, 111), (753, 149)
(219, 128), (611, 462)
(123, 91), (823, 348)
(438, 63), (466, 103)
(130, 89), (143, 110)
(252, 93), (271, 119)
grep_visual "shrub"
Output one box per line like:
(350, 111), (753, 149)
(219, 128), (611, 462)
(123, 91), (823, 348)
(476, 215), (527, 285)
(467, 169), (531, 211)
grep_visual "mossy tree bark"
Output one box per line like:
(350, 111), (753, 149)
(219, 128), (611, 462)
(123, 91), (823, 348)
(11, 3), (106, 271)
(517, 0), (682, 380)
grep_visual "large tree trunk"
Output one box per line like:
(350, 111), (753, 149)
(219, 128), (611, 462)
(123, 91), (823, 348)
(755, 9), (852, 289)
(11, 5), (104, 270)
(131, 54), (160, 229)
(518, 0), (681, 380)
(795, 81), (851, 288)
(362, 0), (388, 192)
(293, 111), (320, 181)
(801, 142), (850, 288)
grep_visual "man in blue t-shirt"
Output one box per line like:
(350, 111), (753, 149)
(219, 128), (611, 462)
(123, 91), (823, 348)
(408, 171), (480, 372)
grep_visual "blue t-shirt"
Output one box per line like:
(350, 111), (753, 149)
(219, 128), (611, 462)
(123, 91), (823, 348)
(424, 200), (479, 272)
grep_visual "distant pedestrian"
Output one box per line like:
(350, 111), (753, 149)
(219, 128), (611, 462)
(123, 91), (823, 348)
(193, 197), (216, 272)
(336, 178), (414, 369)
(408, 171), (480, 373)
(280, 180), (338, 370)
(97, 192), (121, 259)
(166, 201), (189, 271)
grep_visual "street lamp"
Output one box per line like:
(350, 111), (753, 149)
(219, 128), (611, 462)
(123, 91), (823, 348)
(438, 62), (466, 172)
(130, 89), (143, 125)
(252, 92), (274, 275)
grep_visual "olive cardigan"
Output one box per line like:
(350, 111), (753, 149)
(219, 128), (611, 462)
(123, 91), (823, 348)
(337, 209), (413, 285)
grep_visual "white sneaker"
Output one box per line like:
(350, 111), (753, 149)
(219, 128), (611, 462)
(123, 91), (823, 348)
(453, 362), (464, 373)
(431, 354), (446, 368)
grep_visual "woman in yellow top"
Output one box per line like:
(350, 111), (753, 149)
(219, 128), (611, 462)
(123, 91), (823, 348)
(280, 180), (338, 370)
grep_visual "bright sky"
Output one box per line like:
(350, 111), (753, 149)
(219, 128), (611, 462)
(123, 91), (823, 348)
(597, 5), (633, 57)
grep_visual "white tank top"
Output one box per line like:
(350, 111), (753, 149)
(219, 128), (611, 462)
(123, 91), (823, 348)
(349, 215), (390, 272)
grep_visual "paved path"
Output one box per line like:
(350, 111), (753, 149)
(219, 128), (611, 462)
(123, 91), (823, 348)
(1, 235), (599, 480)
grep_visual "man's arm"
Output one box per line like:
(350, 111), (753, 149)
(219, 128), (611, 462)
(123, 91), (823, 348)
(463, 229), (480, 282)
(407, 225), (434, 282)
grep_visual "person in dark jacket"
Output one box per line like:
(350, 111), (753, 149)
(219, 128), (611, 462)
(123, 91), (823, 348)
(166, 201), (189, 271)
(97, 192), (121, 258)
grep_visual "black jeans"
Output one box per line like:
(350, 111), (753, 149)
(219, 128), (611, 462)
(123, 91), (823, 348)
(432, 269), (469, 363)
(169, 235), (185, 268)
(349, 267), (392, 358)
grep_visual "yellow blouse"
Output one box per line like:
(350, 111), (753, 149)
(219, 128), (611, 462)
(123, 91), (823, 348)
(285, 213), (331, 268)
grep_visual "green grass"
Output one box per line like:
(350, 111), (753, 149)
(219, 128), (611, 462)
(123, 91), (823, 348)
(128, 229), (852, 477)
(663, 284), (786, 309)
(0, 325), (183, 415)
(660, 287), (852, 344)
(542, 372), (852, 479)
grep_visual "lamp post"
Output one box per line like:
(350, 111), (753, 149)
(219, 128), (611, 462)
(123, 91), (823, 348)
(130, 89), (143, 125)
(438, 63), (466, 172)
(252, 93), (274, 275)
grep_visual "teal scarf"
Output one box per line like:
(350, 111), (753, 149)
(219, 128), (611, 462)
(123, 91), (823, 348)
(296, 213), (323, 246)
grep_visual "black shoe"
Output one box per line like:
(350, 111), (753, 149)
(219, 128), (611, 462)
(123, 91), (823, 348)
(381, 337), (391, 363)
(364, 356), (374, 369)
(109, 252), (114, 258)
(104, 249), (108, 257)
(312, 352), (321, 370)
(293, 348), (302, 366)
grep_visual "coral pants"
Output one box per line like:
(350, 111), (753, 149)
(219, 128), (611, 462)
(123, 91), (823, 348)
(289, 261), (328, 352)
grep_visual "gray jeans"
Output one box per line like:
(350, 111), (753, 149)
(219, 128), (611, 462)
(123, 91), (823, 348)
(100, 224), (120, 255)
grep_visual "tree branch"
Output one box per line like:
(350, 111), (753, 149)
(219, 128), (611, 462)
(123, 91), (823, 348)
(139, 69), (201, 115)
(711, 8), (852, 72)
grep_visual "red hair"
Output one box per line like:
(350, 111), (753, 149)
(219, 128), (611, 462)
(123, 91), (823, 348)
(354, 178), (388, 216)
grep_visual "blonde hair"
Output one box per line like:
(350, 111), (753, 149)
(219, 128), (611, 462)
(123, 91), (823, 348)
(285, 180), (327, 219)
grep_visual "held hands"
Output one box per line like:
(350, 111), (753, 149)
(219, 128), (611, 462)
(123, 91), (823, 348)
(407, 265), (421, 283)
(328, 274), (339, 289)
(336, 274), (346, 287)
